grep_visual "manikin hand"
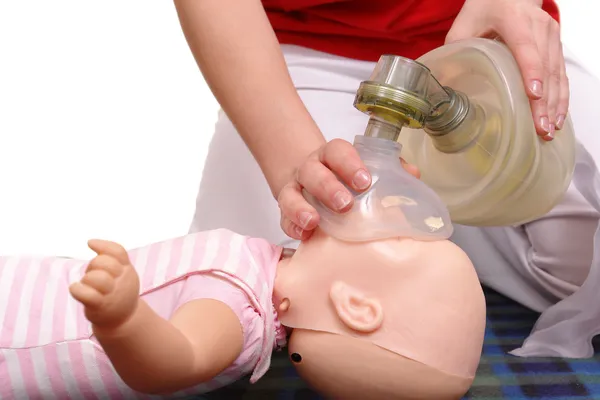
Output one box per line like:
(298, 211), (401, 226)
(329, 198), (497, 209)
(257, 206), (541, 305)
(69, 240), (140, 329)
(278, 139), (420, 240)
(446, 0), (567, 141)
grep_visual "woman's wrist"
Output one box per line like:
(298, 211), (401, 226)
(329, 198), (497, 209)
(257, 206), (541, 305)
(256, 120), (326, 199)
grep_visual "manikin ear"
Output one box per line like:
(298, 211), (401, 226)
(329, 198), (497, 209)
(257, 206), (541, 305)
(329, 281), (384, 333)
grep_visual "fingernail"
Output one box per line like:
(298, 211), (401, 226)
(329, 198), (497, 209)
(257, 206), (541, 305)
(543, 124), (555, 141)
(352, 169), (371, 190)
(333, 191), (352, 211)
(293, 225), (303, 238)
(540, 116), (550, 133)
(556, 114), (565, 130)
(530, 80), (543, 98)
(298, 212), (312, 229)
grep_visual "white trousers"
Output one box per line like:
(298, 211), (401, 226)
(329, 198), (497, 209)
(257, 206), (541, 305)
(190, 44), (600, 357)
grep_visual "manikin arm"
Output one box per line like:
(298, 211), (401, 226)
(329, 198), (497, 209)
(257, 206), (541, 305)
(173, 0), (325, 198)
(70, 239), (244, 394)
(94, 299), (243, 394)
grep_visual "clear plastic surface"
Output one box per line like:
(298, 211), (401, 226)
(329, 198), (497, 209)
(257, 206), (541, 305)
(397, 38), (576, 226)
(303, 136), (453, 242)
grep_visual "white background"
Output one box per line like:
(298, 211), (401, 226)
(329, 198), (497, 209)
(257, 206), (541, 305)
(0, 0), (598, 258)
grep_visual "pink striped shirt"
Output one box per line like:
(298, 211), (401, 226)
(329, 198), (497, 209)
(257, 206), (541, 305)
(0, 229), (287, 399)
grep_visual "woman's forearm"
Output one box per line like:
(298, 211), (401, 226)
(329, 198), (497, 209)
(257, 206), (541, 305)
(174, 0), (325, 197)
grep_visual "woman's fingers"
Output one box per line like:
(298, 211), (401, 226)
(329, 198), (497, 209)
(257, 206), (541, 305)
(277, 140), (424, 241)
(318, 139), (372, 192)
(493, 7), (543, 99)
(494, 8), (552, 138)
(295, 140), (367, 213)
(539, 12), (562, 140)
(277, 180), (320, 238)
(277, 139), (367, 240)
(555, 37), (570, 130)
(445, 0), (569, 139)
(280, 212), (314, 241)
(400, 158), (421, 179)
(530, 11), (554, 139)
(295, 157), (353, 212)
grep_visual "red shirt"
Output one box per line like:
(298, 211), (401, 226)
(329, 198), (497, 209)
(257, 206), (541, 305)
(263, 0), (560, 61)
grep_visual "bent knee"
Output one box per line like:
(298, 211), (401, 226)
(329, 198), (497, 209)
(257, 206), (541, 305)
(526, 186), (600, 287)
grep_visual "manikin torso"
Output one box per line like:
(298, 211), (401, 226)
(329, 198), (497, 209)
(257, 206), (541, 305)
(0, 228), (485, 399)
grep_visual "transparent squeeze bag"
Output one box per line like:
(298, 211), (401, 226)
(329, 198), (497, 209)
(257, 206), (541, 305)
(354, 38), (576, 227)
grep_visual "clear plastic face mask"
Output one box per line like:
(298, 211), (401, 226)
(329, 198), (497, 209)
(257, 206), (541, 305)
(304, 136), (454, 242)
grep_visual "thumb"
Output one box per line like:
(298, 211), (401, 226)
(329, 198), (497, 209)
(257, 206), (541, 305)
(445, 23), (476, 44)
(445, 13), (486, 44)
(444, 2), (490, 44)
(87, 239), (130, 264)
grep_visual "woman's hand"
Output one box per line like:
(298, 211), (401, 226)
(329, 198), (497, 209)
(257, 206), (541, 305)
(446, 0), (568, 141)
(277, 139), (420, 240)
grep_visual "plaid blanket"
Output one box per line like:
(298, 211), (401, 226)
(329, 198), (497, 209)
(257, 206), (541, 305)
(196, 287), (600, 400)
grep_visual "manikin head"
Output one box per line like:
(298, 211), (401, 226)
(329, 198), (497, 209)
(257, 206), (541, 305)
(273, 229), (486, 400)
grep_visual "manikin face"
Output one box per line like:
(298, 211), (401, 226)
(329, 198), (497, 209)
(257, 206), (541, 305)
(272, 229), (485, 399)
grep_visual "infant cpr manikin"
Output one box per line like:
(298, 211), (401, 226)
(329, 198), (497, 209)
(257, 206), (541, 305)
(0, 228), (485, 399)
(0, 149), (485, 400)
